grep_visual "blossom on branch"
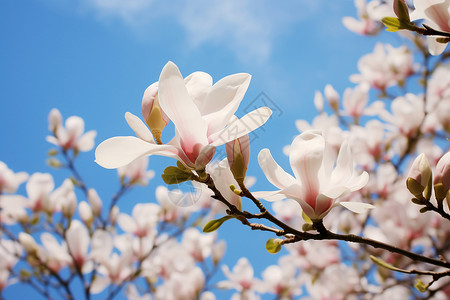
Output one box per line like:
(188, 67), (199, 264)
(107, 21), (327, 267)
(255, 130), (371, 221)
(95, 61), (272, 171)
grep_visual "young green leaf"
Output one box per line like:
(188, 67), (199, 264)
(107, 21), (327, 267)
(266, 238), (282, 254)
(203, 216), (235, 233)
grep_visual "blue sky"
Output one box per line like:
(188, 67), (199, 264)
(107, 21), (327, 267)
(0, 0), (400, 299)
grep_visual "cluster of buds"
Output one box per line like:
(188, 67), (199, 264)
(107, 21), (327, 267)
(407, 152), (450, 210)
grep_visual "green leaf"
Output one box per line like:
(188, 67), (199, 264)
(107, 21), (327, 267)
(381, 17), (412, 32)
(415, 279), (430, 293)
(369, 255), (411, 274)
(265, 238), (282, 254)
(161, 166), (194, 185)
(203, 216), (235, 232)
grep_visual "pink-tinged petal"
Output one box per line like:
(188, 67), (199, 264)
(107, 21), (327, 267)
(158, 61), (208, 153)
(95, 136), (178, 169)
(314, 194), (333, 217)
(295, 198), (316, 221)
(77, 130), (97, 152)
(289, 131), (325, 201)
(257, 149), (296, 190)
(184, 71), (212, 108)
(209, 107), (272, 146)
(424, 1), (450, 32)
(125, 112), (155, 143)
(427, 36), (448, 55)
(195, 144), (216, 168)
(339, 202), (375, 213)
(66, 220), (89, 267)
(200, 73), (251, 134)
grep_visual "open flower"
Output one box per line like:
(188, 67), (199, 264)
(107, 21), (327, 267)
(255, 131), (371, 221)
(95, 61), (271, 171)
(46, 109), (97, 152)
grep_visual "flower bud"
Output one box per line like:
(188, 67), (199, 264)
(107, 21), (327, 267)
(19, 232), (38, 254)
(109, 205), (119, 226)
(87, 189), (103, 217)
(142, 82), (170, 144)
(324, 84), (340, 111)
(226, 134), (250, 184)
(78, 201), (93, 226)
(48, 108), (62, 134)
(434, 152), (450, 203)
(393, 0), (410, 23)
(212, 240), (226, 265)
(313, 91), (324, 113)
(61, 192), (77, 219)
(406, 153), (432, 199)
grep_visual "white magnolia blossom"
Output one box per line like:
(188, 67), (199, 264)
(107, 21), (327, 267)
(117, 156), (155, 186)
(117, 203), (160, 238)
(351, 43), (416, 90)
(256, 131), (371, 221)
(95, 61), (272, 170)
(219, 258), (262, 293)
(46, 108), (97, 152)
(0, 161), (28, 194)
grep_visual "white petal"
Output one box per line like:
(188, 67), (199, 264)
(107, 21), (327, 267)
(209, 107), (272, 146)
(289, 131), (324, 195)
(95, 136), (177, 169)
(77, 130), (97, 152)
(257, 149), (296, 190)
(117, 213), (137, 233)
(125, 112), (155, 143)
(158, 61), (208, 150)
(184, 71), (212, 108)
(201, 73), (251, 134)
(339, 202), (375, 214)
(252, 191), (286, 202)
(427, 36), (447, 56)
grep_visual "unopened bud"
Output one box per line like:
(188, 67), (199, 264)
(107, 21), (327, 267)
(393, 0), (410, 23)
(142, 82), (169, 144)
(324, 84), (340, 111)
(109, 205), (119, 225)
(212, 240), (226, 265)
(434, 152), (450, 202)
(226, 134), (250, 184)
(48, 108), (62, 134)
(19, 232), (38, 254)
(78, 201), (93, 226)
(87, 189), (103, 217)
(406, 153), (432, 199)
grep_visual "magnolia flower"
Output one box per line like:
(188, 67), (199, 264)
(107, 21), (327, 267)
(66, 220), (91, 271)
(0, 162), (28, 194)
(46, 109), (97, 152)
(256, 131), (371, 221)
(117, 156), (155, 186)
(117, 203), (160, 238)
(219, 258), (261, 293)
(95, 61), (272, 170)
(351, 43), (415, 90)
(342, 0), (383, 35)
(410, 0), (450, 55)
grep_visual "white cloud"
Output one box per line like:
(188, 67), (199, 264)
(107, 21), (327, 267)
(75, 0), (320, 63)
